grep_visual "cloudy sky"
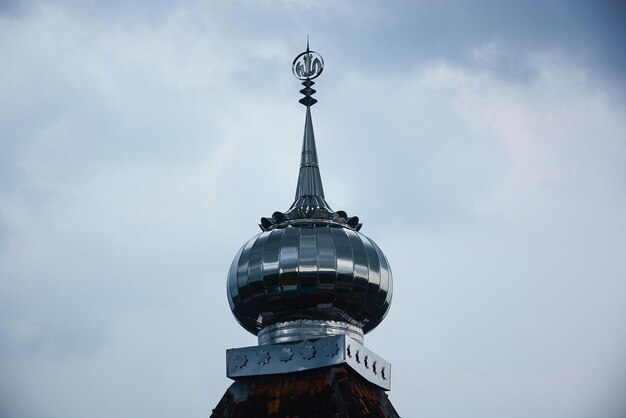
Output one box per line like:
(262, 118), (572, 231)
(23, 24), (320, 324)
(1, 1), (625, 417)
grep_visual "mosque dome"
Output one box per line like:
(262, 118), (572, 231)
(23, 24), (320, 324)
(227, 46), (393, 345)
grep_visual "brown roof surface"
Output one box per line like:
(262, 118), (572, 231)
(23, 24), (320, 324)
(210, 365), (401, 418)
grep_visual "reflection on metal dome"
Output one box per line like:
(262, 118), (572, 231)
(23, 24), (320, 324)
(228, 225), (393, 339)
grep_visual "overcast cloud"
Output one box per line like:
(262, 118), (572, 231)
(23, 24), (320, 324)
(1, 1), (625, 417)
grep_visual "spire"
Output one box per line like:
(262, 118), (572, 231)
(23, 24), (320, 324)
(289, 40), (330, 211)
(261, 41), (367, 230)
(294, 106), (324, 199)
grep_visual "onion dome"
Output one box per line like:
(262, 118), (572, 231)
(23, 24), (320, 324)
(227, 43), (392, 344)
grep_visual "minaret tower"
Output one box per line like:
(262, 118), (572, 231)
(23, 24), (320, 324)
(211, 42), (399, 418)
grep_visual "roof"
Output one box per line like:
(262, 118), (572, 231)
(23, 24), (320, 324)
(210, 365), (401, 418)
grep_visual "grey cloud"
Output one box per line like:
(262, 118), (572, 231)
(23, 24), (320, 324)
(1, 1), (625, 418)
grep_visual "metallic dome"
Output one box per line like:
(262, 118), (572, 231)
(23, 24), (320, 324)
(227, 223), (392, 336)
(226, 48), (393, 342)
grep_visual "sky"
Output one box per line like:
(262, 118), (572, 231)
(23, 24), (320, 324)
(1, 0), (625, 417)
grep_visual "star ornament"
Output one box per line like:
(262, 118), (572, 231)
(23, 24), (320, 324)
(279, 347), (294, 362)
(256, 350), (271, 366)
(231, 352), (248, 369)
(300, 343), (317, 360)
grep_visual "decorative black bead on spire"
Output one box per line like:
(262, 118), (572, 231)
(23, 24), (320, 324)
(292, 37), (324, 107)
(299, 80), (317, 107)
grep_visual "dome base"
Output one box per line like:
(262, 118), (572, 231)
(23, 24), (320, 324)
(258, 320), (364, 345)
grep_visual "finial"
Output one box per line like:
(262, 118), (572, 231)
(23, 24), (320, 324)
(292, 38), (324, 107)
(258, 43), (363, 232)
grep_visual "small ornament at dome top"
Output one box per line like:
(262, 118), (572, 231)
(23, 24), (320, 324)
(292, 37), (324, 107)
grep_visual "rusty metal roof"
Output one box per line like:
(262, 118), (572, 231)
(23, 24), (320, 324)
(210, 365), (401, 418)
